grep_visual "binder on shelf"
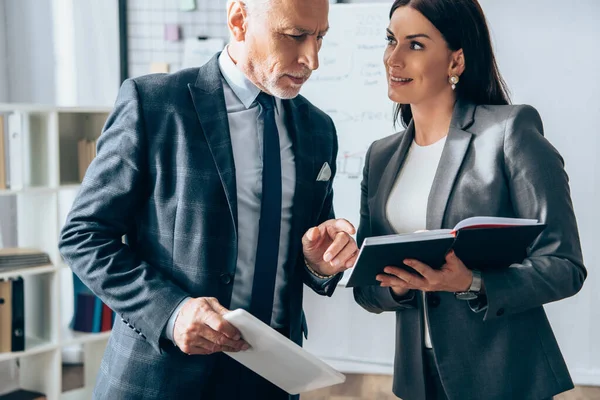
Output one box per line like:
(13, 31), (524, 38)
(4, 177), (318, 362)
(71, 273), (94, 332)
(0, 114), (6, 190)
(6, 113), (23, 190)
(0, 279), (12, 352)
(92, 297), (103, 333)
(71, 272), (112, 333)
(77, 138), (97, 182)
(100, 303), (114, 332)
(11, 277), (25, 352)
(1, 113), (11, 189)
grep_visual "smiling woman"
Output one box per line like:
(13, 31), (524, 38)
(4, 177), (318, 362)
(353, 0), (586, 399)
(386, 0), (510, 128)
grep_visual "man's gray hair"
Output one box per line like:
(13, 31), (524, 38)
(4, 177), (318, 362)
(229, 0), (274, 17)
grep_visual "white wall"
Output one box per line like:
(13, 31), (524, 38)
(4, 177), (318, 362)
(125, 0), (390, 78)
(4, 0), (56, 104)
(0, 1), (9, 102)
(71, 2), (120, 106)
(480, 0), (600, 383)
(1, 0), (119, 106)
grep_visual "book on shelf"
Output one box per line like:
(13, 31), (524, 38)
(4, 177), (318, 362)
(346, 216), (546, 288)
(2, 114), (9, 189)
(71, 272), (114, 333)
(0, 389), (46, 400)
(0, 279), (12, 352)
(5, 113), (23, 190)
(0, 277), (25, 352)
(0, 248), (51, 271)
(77, 138), (97, 182)
(0, 114), (6, 190)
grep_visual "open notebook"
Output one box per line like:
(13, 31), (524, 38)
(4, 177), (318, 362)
(223, 309), (346, 394)
(346, 216), (546, 287)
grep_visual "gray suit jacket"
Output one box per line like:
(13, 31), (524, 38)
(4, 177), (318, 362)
(58, 55), (342, 399)
(354, 100), (586, 400)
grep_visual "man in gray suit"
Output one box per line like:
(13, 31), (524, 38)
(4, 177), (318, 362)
(59, 0), (358, 398)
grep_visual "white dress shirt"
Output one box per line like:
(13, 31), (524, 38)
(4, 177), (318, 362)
(164, 48), (296, 341)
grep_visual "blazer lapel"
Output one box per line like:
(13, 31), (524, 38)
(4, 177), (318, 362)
(373, 120), (415, 234)
(426, 100), (476, 230)
(188, 54), (238, 233)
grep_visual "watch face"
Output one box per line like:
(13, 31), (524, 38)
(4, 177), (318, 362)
(456, 292), (478, 301)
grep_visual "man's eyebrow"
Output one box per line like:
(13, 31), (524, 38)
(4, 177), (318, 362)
(285, 26), (330, 35)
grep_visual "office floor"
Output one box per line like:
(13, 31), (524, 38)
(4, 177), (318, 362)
(62, 364), (600, 399)
(301, 374), (600, 400)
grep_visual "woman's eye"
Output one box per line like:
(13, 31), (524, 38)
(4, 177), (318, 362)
(410, 41), (424, 50)
(386, 36), (397, 46)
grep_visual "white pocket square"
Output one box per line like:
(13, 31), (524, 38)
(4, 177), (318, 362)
(316, 162), (332, 182)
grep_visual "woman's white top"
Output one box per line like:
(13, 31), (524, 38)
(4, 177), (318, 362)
(385, 135), (447, 349)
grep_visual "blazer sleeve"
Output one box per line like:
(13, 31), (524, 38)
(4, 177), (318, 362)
(479, 105), (586, 321)
(353, 143), (418, 313)
(301, 117), (343, 296)
(58, 79), (189, 353)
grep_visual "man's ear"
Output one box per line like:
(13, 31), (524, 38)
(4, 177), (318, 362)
(448, 48), (466, 78)
(227, 1), (248, 41)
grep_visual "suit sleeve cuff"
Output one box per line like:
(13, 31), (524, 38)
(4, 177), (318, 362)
(379, 288), (417, 310)
(467, 294), (489, 313)
(163, 296), (191, 343)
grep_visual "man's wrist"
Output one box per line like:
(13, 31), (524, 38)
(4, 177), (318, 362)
(304, 258), (335, 279)
(164, 297), (190, 344)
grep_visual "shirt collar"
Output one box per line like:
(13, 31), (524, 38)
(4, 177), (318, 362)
(218, 47), (262, 109)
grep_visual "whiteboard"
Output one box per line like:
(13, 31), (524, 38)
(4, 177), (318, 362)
(301, 3), (396, 229)
(301, 2), (398, 375)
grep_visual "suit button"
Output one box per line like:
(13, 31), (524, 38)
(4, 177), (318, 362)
(427, 293), (441, 308)
(496, 308), (505, 317)
(220, 273), (233, 285)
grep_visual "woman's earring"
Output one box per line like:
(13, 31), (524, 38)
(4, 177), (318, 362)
(449, 75), (459, 90)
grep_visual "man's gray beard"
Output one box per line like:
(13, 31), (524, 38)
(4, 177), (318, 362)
(264, 76), (303, 99)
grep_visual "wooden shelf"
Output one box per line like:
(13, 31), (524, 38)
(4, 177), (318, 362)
(0, 337), (57, 362)
(0, 264), (56, 280)
(61, 387), (93, 400)
(60, 329), (111, 347)
(0, 105), (112, 399)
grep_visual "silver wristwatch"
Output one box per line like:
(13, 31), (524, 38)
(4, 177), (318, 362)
(455, 269), (482, 301)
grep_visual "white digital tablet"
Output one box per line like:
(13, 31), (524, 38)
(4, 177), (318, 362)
(222, 309), (346, 394)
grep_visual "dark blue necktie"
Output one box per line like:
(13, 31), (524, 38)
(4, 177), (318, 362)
(250, 92), (282, 324)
